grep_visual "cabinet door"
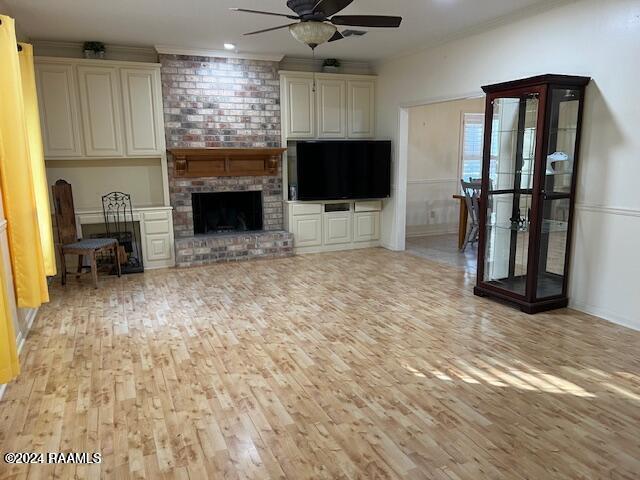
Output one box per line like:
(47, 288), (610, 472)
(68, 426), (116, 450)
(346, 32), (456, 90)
(141, 211), (174, 267)
(77, 66), (124, 157)
(284, 76), (315, 138)
(145, 235), (172, 261)
(121, 68), (163, 156)
(354, 212), (380, 242)
(347, 80), (375, 138)
(323, 212), (352, 245)
(317, 79), (346, 138)
(292, 214), (322, 247)
(35, 63), (83, 157)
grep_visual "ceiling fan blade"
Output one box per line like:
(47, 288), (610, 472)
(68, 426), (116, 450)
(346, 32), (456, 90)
(327, 31), (344, 42)
(330, 15), (402, 28)
(243, 23), (297, 36)
(312, 0), (353, 17)
(230, 8), (299, 20)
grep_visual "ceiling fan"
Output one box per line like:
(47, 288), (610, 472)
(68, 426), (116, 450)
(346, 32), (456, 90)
(230, 0), (402, 50)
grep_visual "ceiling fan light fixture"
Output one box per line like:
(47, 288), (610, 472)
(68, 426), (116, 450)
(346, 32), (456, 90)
(289, 21), (336, 49)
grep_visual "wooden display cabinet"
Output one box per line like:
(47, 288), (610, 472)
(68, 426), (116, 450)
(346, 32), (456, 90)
(474, 74), (590, 313)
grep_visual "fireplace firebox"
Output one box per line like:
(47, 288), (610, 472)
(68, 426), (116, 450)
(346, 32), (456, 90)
(192, 191), (262, 235)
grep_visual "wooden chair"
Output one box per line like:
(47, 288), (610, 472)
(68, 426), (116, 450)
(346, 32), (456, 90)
(460, 179), (482, 252)
(52, 180), (121, 288)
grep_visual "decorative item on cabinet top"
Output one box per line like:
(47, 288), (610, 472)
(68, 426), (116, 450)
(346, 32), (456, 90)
(322, 58), (341, 73)
(83, 41), (105, 59)
(167, 147), (287, 178)
(34, 56), (165, 159)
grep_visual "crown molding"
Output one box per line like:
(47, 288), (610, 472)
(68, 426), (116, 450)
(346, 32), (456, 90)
(31, 40), (158, 62)
(155, 45), (284, 62)
(279, 56), (373, 75)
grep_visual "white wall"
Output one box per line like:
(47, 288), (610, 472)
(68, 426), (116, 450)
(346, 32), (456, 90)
(406, 97), (484, 237)
(0, 197), (37, 391)
(375, 0), (640, 330)
(45, 158), (165, 210)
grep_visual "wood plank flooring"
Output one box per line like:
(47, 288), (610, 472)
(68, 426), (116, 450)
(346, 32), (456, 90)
(1, 248), (639, 479)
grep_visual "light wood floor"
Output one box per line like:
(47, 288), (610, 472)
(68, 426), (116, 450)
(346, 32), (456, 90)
(1, 248), (639, 479)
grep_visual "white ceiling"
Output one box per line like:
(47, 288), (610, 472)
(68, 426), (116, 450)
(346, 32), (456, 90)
(4, 0), (566, 61)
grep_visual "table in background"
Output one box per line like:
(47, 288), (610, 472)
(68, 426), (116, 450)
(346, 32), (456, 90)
(452, 194), (468, 250)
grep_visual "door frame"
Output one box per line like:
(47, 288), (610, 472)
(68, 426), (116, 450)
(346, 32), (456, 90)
(393, 91), (484, 250)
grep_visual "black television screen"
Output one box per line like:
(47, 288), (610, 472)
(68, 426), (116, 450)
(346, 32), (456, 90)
(296, 140), (391, 200)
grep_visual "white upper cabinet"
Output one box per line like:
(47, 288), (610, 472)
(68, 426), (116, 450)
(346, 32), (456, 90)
(280, 72), (376, 141)
(35, 58), (165, 159)
(77, 66), (124, 157)
(284, 75), (315, 138)
(120, 68), (163, 156)
(347, 80), (375, 138)
(316, 78), (346, 138)
(35, 63), (83, 157)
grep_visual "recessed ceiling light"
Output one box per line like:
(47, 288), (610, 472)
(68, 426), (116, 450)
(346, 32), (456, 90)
(224, 43), (236, 50)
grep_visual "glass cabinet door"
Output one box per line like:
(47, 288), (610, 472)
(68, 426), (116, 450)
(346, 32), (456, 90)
(482, 94), (539, 297)
(536, 87), (581, 298)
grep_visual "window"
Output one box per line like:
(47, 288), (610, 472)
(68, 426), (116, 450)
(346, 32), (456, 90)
(461, 113), (485, 181)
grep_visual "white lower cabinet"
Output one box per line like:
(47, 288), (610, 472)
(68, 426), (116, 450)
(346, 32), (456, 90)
(354, 212), (380, 243)
(287, 201), (381, 253)
(323, 212), (352, 245)
(142, 210), (174, 267)
(146, 236), (172, 261)
(292, 215), (322, 247)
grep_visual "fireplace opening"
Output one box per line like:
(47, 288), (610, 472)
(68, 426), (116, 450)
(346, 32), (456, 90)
(192, 191), (263, 235)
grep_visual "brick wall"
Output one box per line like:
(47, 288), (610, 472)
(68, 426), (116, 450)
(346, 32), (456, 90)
(159, 54), (281, 148)
(158, 54), (291, 264)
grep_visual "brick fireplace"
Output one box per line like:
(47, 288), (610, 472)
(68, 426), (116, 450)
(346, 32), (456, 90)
(160, 54), (293, 266)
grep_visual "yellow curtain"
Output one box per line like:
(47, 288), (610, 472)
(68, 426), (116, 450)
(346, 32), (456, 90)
(0, 235), (19, 384)
(18, 43), (56, 277)
(0, 15), (49, 308)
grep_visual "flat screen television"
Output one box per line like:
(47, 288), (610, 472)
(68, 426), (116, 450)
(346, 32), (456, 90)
(295, 140), (391, 201)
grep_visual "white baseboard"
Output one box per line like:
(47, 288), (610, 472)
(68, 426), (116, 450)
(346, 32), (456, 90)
(570, 301), (639, 332)
(17, 308), (38, 353)
(406, 223), (458, 238)
(0, 307), (39, 401)
(295, 240), (381, 255)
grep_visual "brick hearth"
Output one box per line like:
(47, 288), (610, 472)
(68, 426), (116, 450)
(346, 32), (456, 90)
(175, 231), (292, 267)
(159, 54), (292, 266)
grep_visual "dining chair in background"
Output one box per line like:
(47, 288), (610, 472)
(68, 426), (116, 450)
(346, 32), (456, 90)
(460, 179), (482, 252)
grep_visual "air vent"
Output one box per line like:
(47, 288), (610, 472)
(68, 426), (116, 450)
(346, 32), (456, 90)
(342, 30), (367, 38)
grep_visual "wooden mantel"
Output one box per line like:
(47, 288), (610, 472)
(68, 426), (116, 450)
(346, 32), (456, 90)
(167, 147), (287, 178)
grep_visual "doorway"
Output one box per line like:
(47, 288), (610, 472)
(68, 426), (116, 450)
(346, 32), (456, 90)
(403, 96), (485, 273)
